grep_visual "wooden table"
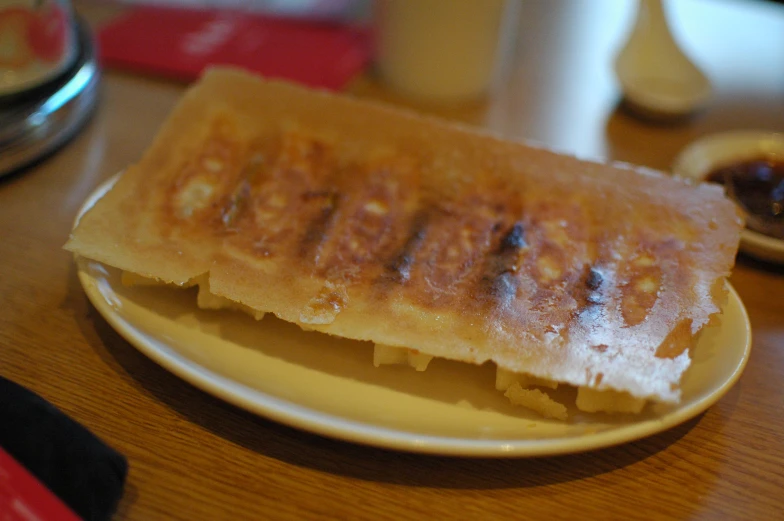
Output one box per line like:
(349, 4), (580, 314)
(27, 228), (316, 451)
(2, 0), (783, 519)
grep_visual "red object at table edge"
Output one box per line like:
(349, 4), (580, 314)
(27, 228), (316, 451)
(0, 447), (80, 521)
(97, 5), (372, 90)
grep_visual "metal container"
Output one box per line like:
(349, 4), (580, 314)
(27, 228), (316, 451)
(0, 0), (77, 97)
(0, 16), (99, 177)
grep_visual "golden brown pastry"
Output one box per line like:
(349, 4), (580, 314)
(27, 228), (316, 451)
(66, 68), (742, 414)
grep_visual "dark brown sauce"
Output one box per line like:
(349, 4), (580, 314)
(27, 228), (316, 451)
(706, 158), (784, 239)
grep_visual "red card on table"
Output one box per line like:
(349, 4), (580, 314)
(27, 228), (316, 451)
(97, 6), (372, 90)
(0, 447), (80, 521)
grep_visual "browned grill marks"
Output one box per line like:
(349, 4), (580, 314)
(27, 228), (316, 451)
(173, 127), (682, 336)
(312, 165), (413, 278)
(163, 119), (246, 232)
(220, 153), (267, 229)
(229, 132), (339, 257)
(403, 199), (506, 307)
(298, 189), (340, 259)
(385, 210), (429, 283)
(220, 179), (251, 229)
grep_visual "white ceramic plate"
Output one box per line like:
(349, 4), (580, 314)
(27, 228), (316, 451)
(74, 177), (752, 457)
(673, 130), (784, 264)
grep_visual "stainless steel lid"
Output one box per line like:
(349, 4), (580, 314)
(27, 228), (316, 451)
(0, 19), (100, 178)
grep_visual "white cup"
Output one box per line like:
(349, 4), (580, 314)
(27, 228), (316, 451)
(374, 0), (508, 104)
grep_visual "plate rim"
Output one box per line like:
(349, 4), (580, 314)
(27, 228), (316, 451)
(72, 175), (753, 457)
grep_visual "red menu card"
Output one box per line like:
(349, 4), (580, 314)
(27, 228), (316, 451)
(98, 5), (372, 90)
(0, 447), (80, 521)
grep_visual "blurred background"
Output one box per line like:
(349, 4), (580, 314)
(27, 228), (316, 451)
(84, 0), (784, 168)
(3, 0), (784, 175)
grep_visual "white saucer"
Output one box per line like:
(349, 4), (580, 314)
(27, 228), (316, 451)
(673, 130), (784, 264)
(73, 176), (752, 457)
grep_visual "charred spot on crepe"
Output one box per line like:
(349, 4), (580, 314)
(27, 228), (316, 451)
(476, 220), (529, 310)
(586, 267), (603, 291)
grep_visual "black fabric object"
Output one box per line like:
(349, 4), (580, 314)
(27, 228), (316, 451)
(0, 375), (128, 521)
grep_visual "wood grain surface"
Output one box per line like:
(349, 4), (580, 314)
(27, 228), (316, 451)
(1, 1), (783, 519)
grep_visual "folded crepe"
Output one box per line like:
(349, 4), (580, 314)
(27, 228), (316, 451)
(66, 68), (742, 418)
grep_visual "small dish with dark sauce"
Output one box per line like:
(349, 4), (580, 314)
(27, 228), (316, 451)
(673, 131), (784, 263)
(706, 158), (784, 239)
